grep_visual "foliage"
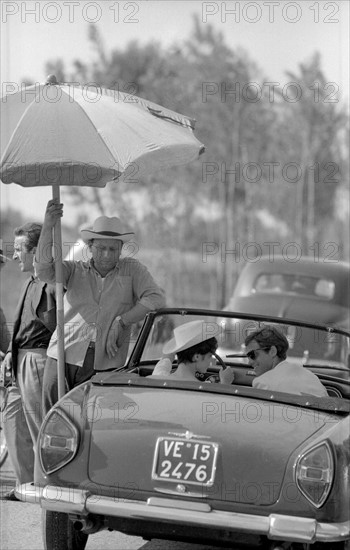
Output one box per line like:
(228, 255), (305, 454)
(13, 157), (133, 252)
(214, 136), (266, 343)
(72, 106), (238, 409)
(41, 20), (349, 308)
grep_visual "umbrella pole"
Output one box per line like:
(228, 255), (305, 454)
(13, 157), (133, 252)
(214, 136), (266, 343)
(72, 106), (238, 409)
(52, 186), (66, 400)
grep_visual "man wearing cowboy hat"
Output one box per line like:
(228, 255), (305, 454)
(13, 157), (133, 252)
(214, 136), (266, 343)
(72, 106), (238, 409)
(151, 320), (235, 384)
(36, 199), (165, 414)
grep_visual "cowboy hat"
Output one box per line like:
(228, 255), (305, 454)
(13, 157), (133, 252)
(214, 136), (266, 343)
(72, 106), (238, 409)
(163, 320), (219, 355)
(80, 216), (134, 243)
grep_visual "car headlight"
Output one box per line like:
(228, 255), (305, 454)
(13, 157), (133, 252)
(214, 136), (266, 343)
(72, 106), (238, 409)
(39, 408), (79, 475)
(295, 441), (334, 508)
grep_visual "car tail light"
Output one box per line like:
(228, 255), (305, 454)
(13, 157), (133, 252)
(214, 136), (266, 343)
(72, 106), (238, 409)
(295, 441), (334, 508)
(39, 408), (79, 474)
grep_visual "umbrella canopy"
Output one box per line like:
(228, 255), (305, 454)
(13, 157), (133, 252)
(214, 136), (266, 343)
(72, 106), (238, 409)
(1, 76), (205, 186)
(0, 76), (205, 400)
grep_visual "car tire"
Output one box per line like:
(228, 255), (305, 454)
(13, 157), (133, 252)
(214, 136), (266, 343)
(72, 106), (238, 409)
(42, 510), (89, 550)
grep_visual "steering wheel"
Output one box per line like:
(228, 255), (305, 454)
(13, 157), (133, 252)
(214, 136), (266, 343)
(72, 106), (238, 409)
(195, 352), (227, 382)
(213, 352), (227, 370)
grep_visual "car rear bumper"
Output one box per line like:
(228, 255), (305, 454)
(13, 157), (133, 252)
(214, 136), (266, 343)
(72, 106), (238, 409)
(17, 483), (350, 544)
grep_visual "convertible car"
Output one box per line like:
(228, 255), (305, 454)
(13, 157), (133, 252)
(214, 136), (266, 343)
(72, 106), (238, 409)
(18, 309), (350, 550)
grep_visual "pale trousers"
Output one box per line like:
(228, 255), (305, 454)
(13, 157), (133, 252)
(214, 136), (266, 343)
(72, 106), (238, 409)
(2, 386), (35, 484)
(16, 348), (47, 448)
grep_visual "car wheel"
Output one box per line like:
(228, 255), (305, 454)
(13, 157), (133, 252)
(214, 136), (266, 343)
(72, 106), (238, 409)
(42, 510), (89, 550)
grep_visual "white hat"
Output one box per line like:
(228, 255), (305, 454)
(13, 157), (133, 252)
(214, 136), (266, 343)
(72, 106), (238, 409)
(163, 320), (219, 355)
(80, 216), (134, 243)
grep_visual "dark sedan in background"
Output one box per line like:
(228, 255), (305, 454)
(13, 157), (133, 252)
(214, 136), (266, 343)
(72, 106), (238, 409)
(225, 256), (350, 331)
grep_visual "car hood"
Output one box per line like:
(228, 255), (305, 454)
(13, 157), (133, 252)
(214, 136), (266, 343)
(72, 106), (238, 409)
(229, 295), (350, 329)
(87, 384), (339, 506)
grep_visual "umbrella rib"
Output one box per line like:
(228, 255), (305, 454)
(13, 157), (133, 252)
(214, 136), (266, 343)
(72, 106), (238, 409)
(100, 86), (197, 130)
(147, 107), (196, 130)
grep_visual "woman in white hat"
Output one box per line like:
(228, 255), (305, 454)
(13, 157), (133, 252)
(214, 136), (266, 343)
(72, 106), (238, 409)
(152, 320), (234, 384)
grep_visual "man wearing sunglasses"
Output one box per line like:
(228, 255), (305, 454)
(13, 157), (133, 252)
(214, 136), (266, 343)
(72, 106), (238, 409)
(245, 326), (327, 397)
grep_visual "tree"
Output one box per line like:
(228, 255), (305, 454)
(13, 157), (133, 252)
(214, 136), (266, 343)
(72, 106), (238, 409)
(282, 53), (348, 253)
(42, 22), (349, 308)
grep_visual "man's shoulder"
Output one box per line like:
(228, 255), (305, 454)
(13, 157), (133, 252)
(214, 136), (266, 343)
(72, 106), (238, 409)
(255, 369), (276, 383)
(63, 259), (91, 275)
(120, 256), (141, 265)
(274, 361), (320, 383)
(119, 257), (145, 271)
(64, 259), (90, 268)
(275, 360), (302, 372)
(256, 362), (294, 383)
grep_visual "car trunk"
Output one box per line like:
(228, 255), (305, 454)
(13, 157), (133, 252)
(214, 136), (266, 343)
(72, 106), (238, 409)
(87, 385), (333, 506)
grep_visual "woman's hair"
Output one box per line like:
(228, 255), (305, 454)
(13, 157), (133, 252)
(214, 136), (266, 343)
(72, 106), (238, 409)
(177, 337), (218, 363)
(244, 325), (289, 360)
(14, 223), (42, 252)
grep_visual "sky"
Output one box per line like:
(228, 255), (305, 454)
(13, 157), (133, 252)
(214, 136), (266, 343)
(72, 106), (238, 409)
(1, 0), (349, 225)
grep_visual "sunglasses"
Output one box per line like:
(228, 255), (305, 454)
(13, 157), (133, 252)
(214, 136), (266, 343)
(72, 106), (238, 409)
(246, 347), (270, 360)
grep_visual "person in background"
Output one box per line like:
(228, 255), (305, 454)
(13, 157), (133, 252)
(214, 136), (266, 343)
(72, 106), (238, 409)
(244, 325), (328, 397)
(1, 224), (56, 501)
(36, 199), (166, 415)
(0, 239), (11, 361)
(0, 242), (16, 498)
(151, 320), (235, 384)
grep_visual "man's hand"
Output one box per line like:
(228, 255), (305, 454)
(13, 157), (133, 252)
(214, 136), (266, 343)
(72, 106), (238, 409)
(0, 353), (13, 387)
(162, 352), (176, 363)
(44, 199), (63, 229)
(106, 318), (125, 359)
(219, 366), (235, 385)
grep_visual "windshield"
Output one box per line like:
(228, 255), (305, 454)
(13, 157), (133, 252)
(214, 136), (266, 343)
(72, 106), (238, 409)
(136, 311), (350, 374)
(253, 273), (335, 300)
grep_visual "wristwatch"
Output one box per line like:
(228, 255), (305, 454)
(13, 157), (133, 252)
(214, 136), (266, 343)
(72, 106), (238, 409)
(116, 315), (127, 330)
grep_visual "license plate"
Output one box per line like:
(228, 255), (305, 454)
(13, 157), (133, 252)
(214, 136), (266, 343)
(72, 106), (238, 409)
(152, 437), (219, 486)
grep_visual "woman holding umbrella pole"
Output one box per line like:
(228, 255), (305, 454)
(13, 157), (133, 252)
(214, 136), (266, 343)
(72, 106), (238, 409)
(36, 198), (166, 414)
